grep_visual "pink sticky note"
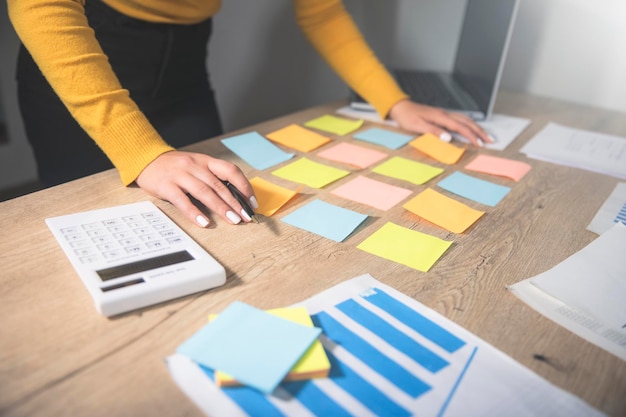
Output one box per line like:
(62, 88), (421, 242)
(465, 154), (532, 182)
(317, 142), (388, 169)
(331, 176), (413, 211)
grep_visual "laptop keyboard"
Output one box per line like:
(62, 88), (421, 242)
(394, 71), (464, 109)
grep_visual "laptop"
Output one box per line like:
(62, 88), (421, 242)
(350, 0), (519, 121)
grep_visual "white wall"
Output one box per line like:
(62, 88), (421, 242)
(1, 0), (625, 194)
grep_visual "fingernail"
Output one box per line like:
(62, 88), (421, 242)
(250, 196), (259, 209)
(439, 132), (452, 143)
(240, 209), (252, 222)
(477, 138), (485, 147)
(226, 210), (242, 224)
(488, 134), (497, 143)
(196, 215), (209, 228)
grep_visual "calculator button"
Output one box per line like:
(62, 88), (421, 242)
(125, 221), (145, 229)
(167, 236), (184, 244)
(92, 235), (112, 244)
(146, 241), (166, 249)
(65, 233), (85, 242)
(79, 255), (99, 264)
(97, 242), (118, 251)
(119, 237), (139, 246)
(142, 211), (159, 219)
(122, 215), (141, 223)
(107, 225), (127, 233)
(125, 245), (143, 254)
(160, 230), (178, 238)
(82, 222), (102, 231)
(140, 234), (160, 242)
(70, 240), (91, 249)
(103, 249), (124, 259)
(75, 247), (97, 257)
(133, 227), (152, 235)
(113, 231), (134, 240)
(61, 226), (81, 235)
(152, 223), (169, 231)
(102, 218), (122, 227)
(87, 229), (108, 238)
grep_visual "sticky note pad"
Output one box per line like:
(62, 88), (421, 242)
(281, 199), (368, 242)
(176, 301), (321, 394)
(221, 132), (294, 170)
(372, 156), (444, 185)
(464, 154), (532, 182)
(357, 222), (453, 272)
(271, 158), (350, 188)
(403, 188), (485, 233)
(266, 124), (331, 152)
(438, 171), (511, 207)
(331, 176), (413, 211)
(317, 142), (388, 169)
(409, 133), (465, 164)
(304, 115), (364, 136)
(214, 306), (331, 387)
(353, 127), (415, 150)
(250, 177), (301, 217)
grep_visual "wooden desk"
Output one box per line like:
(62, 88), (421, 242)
(1, 91), (624, 417)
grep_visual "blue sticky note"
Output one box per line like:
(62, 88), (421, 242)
(176, 301), (321, 394)
(281, 199), (368, 242)
(221, 132), (294, 170)
(353, 127), (414, 150)
(438, 171), (511, 207)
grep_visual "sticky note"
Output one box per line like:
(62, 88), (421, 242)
(331, 176), (413, 211)
(317, 142), (388, 169)
(409, 133), (465, 164)
(221, 132), (294, 170)
(304, 115), (364, 136)
(272, 158), (350, 188)
(266, 124), (331, 152)
(372, 156), (444, 185)
(213, 306), (331, 387)
(281, 199), (368, 242)
(438, 171), (511, 207)
(176, 301), (321, 394)
(464, 154), (532, 182)
(357, 222), (453, 272)
(353, 127), (414, 150)
(403, 188), (485, 233)
(249, 177), (301, 217)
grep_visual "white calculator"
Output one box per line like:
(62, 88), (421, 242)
(45, 201), (226, 317)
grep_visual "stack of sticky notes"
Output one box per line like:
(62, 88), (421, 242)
(176, 301), (330, 394)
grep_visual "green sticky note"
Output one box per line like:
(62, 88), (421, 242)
(372, 156), (445, 185)
(357, 222), (453, 271)
(272, 158), (350, 188)
(304, 115), (364, 136)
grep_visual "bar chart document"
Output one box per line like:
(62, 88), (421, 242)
(167, 274), (604, 417)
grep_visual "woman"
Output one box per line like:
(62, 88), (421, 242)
(8, 0), (489, 228)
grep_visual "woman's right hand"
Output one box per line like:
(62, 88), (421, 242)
(135, 151), (258, 228)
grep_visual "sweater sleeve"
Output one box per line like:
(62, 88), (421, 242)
(7, 0), (175, 185)
(293, 0), (409, 118)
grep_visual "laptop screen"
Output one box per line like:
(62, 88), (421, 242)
(453, 0), (519, 117)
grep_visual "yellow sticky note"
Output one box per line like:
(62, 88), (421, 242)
(211, 306), (331, 387)
(272, 158), (350, 188)
(304, 114), (364, 136)
(250, 177), (302, 217)
(357, 222), (453, 272)
(403, 188), (484, 233)
(409, 133), (465, 164)
(372, 156), (444, 185)
(266, 124), (331, 152)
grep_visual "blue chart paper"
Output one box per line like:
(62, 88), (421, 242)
(167, 274), (605, 417)
(438, 171), (511, 207)
(354, 127), (414, 150)
(176, 301), (321, 394)
(221, 132), (294, 170)
(281, 199), (368, 242)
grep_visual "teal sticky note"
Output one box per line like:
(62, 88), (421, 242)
(176, 301), (321, 394)
(281, 199), (368, 242)
(438, 171), (511, 207)
(221, 132), (294, 170)
(354, 127), (414, 150)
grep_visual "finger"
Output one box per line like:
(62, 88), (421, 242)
(183, 176), (246, 225)
(207, 159), (258, 210)
(449, 113), (492, 144)
(160, 185), (213, 228)
(431, 114), (483, 147)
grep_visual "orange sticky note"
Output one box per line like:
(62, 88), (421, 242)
(403, 188), (485, 233)
(464, 154), (532, 182)
(266, 124), (331, 152)
(409, 133), (465, 164)
(250, 177), (301, 217)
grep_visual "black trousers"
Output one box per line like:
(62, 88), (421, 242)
(16, 0), (223, 187)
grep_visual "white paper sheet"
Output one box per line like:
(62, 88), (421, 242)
(335, 106), (530, 151)
(521, 123), (626, 179)
(587, 182), (626, 235)
(167, 274), (604, 417)
(509, 223), (626, 361)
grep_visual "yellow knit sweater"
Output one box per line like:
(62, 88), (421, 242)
(8, 0), (407, 185)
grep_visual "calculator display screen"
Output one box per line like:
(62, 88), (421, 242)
(96, 250), (195, 281)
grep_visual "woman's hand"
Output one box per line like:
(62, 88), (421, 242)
(388, 99), (492, 146)
(136, 151), (258, 228)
